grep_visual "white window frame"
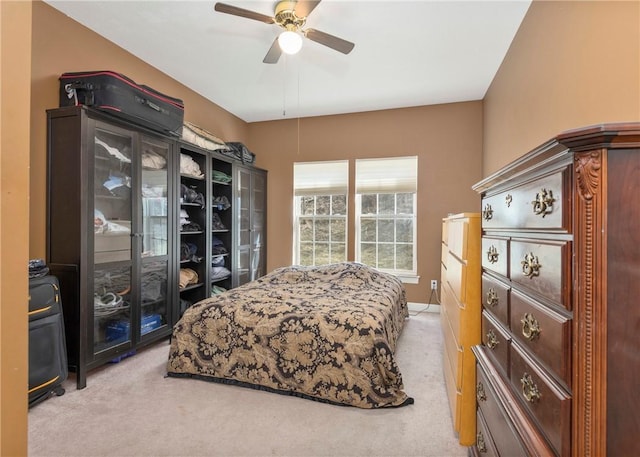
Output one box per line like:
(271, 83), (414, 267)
(354, 157), (418, 280)
(293, 161), (348, 266)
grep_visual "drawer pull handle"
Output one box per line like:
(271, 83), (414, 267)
(521, 252), (541, 278)
(482, 203), (493, 221)
(477, 431), (487, 453)
(476, 381), (487, 402)
(531, 188), (555, 217)
(521, 313), (541, 340)
(487, 246), (499, 264)
(486, 329), (499, 349)
(505, 194), (512, 207)
(520, 373), (541, 403)
(486, 288), (499, 307)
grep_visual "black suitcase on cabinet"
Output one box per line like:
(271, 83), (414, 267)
(59, 70), (185, 137)
(28, 275), (68, 407)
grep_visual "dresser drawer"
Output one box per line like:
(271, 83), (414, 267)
(481, 170), (567, 230)
(441, 304), (463, 391)
(441, 241), (449, 268)
(441, 281), (461, 346)
(482, 237), (508, 278)
(482, 310), (510, 377)
(447, 217), (470, 261)
(476, 364), (528, 457)
(446, 252), (467, 303)
(510, 289), (572, 388)
(482, 274), (509, 327)
(443, 343), (461, 431)
(510, 238), (570, 307)
(442, 218), (449, 246)
(475, 409), (499, 457)
(510, 342), (571, 456)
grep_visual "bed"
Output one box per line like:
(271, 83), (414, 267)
(166, 262), (414, 408)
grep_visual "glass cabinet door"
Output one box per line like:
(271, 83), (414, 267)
(235, 167), (251, 286)
(93, 126), (133, 353)
(140, 136), (170, 338)
(141, 137), (169, 257)
(251, 171), (266, 281)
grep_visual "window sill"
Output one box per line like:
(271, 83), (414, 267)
(396, 274), (420, 285)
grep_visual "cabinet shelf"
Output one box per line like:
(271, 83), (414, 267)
(179, 283), (203, 293)
(211, 275), (231, 284)
(180, 173), (205, 181)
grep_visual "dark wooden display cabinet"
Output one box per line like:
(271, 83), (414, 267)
(47, 106), (176, 389)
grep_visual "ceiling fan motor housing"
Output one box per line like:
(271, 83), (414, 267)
(275, 0), (306, 31)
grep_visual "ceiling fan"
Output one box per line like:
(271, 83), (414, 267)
(214, 0), (355, 64)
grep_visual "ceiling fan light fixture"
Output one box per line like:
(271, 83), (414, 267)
(278, 30), (303, 55)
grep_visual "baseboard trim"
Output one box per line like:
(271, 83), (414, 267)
(408, 302), (440, 314)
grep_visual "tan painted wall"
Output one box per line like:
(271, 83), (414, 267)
(483, 0), (640, 175)
(1, 2), (31, 455)
(248, 102), (484, 303)
(30, 1), (250, 258)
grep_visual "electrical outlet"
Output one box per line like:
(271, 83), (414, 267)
(431, 279), (438, 290)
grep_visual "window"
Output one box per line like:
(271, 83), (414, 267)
(293, 161), (348, 266)
(355, 157), (417, 277)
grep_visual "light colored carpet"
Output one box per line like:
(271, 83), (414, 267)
(28, 310), (467, 457)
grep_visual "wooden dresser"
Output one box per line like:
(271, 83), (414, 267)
(470, 123), (640, 456)
(440, 213), (481, 445)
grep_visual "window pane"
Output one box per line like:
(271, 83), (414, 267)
(361, 194), (377, 214)
(361, 243), (376, 266)
(301, 196), (315, 215)
(397, 193), (413, 214)
(295, 193), (347, 267)
(379, 194), (395, 215)
(316, 196), (330, 216)
(315, 243), (330, 264)
(300, 218), (314, 242)
(331, 219), (346, 242)
(378, 244), (395, 269)
(299, 243), (313, 265)
(332, 195), (346, 215)
(396, 244), (413, 270)
(332, 243), (346, 262)
(315, 220), (330, 241)
(361, 218), (376, 242)
(378, 219), (394, 242)
(396, 219), (413, 243)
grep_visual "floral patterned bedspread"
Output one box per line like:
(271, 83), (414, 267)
(166, 262), (413, 408)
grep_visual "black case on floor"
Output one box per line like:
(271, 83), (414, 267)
(59, 70), (185, 137)
(28, 275), (68, 407)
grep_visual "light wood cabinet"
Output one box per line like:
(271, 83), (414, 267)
(440, 213), (481, 445)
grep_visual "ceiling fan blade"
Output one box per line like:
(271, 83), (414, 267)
(263, 37), (282, 64)
(294, 0), (322, 18)
(214, 2), (275, 24)
(304, 28), (355, 55)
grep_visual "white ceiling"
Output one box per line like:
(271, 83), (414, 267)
(45, 0), (531, 123)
